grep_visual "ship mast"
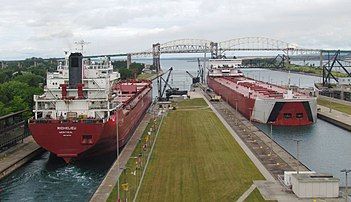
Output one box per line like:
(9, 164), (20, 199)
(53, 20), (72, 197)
(74, 40), (90, 53)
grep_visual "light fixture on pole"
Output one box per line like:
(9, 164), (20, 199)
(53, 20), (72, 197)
(293, 139), (302, 174)
(341, 169), (351, 202)
(268, 121), (274, 157)
(116, 110), (120, 202)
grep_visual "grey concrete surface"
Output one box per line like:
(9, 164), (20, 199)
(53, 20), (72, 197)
(0, 136), (44, 180)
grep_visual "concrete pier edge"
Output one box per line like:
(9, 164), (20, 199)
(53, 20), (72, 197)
(0, 136), (44, 180)
(317, 105), (351, 131)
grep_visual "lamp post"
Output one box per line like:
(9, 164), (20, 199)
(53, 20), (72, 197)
(268, 121), (274, 156)
(341, 169), (351, 202)
(248, 107), (253, 123)
(293, 139), (302, 174)
(233, 99), (238, 125)
(116, 111), (120, 202)
(329, 92), (332, 113)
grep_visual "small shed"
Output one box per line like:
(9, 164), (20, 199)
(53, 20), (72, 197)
(291, 173), (339, 198)
(284, 171), (316, 187)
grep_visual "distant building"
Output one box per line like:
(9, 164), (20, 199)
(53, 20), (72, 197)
(338, 77), (351, 85)
(142, 64), (153, 74)
(208, 58), (242, 69)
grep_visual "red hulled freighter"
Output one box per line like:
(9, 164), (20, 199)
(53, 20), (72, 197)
(207, 59), (317, 126)
(29, 53), (152, 163)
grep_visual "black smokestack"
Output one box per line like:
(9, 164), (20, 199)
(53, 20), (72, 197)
(69, 53), (83, 88)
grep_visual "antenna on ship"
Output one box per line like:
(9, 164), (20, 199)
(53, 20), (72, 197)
(74, 40), (90, 53)
(288, 70), (291, 89)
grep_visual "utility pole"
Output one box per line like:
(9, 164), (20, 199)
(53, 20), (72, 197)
(235, 100), (238, 125)
(116, 111), (120, 202)
(269, 121), (273, 156)
(293, 139), (302, 174)
(341, 169), (351, 202)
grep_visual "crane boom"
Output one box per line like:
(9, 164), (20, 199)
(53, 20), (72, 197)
(160, 67), (173, 98)
(186, 71), (195, 78)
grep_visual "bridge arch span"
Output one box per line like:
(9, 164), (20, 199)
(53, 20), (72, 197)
(219, 36), (299, 51)
(159, 38), (212, 54)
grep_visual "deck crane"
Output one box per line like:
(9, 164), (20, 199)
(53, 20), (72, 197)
(157, 67), (188, 101)
(185, 71), (200, 84)
(159, 67), (173, 100)
(185, 58), (204, 84)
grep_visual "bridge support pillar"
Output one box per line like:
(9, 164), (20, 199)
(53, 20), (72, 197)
(153, 43), (161, 72)
(126, 54), (132, 69)
(153, 43), (161, 99)
(320, 50), (325, 86)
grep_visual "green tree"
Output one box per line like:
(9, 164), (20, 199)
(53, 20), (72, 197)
(119, 68), (133, 80)
(0, 69), (14, 84)
(9, 96), (28, 112)
(13, 72), (44, 87)
(0, 81), (43, 109)
(0, 101), (10, 116)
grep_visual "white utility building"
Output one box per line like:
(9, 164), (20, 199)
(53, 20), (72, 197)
(284, 171), (316, 187)
(290, 173), (339, 198)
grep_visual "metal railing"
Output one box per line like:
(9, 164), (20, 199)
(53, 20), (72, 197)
(0, 121), (29, 151)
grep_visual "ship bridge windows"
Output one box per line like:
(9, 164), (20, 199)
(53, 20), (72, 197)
(283, 113), (292, 119)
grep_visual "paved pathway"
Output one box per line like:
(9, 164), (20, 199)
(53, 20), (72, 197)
(319, 95), (351, 107)
(236, 183), (257, 202)
(318, 105), (351, 131)
(90, 112), (152, 202)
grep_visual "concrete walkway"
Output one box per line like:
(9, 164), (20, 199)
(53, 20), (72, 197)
(90, 113), (152, 202)
(254, 180), (303, 202)
(318, 105), (351, 131)
(237, 183), (257, 202)
(0, 136), (43, 180)
(319, 95), (351, 107)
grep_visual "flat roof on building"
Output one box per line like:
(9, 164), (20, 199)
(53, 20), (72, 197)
(292, 173), (339, 183)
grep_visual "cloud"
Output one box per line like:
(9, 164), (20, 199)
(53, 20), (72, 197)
(0, 0), (350, 59)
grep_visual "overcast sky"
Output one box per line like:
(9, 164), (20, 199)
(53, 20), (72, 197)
(1, 0), (350, 59)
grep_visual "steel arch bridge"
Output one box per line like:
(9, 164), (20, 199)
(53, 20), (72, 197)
(218, 36), (320, 54)
(82, 36), (350, 86)
(219, 37), (296, 51)
(130, 37), (322, 56)
(131, 38), (213, 56)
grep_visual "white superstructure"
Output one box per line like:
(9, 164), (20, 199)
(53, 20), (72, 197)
(208, 59), (244, 77)
(33, 53), (121, 121)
